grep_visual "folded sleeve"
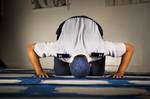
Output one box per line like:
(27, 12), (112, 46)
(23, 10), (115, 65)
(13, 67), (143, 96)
(34, 42), (57, 58)
(104, 41), (126, 57)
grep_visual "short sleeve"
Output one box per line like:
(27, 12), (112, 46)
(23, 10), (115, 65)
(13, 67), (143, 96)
(34, 42), (57, 58)
(104, 41), (126, 57)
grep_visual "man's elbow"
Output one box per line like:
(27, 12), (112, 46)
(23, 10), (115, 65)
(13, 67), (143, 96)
(26, 43), (35, 53)
(125, 42), (134, 53)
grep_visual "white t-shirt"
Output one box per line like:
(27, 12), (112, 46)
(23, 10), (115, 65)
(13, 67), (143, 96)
(34, 17), (126, 63)
(34, 41), (126, 63)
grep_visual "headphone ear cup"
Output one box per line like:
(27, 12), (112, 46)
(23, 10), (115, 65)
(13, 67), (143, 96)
(70, 55), (90, 78)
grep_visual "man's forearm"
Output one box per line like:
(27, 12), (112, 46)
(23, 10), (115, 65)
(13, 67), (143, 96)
(117, 42), (134, 74)
(27, 43), (43, 74)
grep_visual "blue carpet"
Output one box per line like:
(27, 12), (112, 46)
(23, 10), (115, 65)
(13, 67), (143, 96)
(0, 70), (150, 99)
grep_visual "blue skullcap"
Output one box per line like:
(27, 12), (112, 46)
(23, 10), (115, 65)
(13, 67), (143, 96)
(70, 55), (90, 78)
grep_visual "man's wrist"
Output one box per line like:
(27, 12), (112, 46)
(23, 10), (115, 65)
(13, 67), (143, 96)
(35, 69), (43, 74)
(116, 69), (125, 75)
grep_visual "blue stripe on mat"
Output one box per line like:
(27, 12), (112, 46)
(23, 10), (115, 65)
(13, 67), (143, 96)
(0, 85), (150, 98)
(0, 76), (150, 87)
(0, 76), (150, 98)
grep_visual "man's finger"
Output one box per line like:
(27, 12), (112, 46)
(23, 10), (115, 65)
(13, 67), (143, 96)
(113, 74), (116, 78)
(44, 73), (49, 78)
(41, 74), (45, 78)
(37, 72), (50, 78)
(113, 75), (123, 78)
(39, 75), (42, 78)
(113, 75), (119, 78)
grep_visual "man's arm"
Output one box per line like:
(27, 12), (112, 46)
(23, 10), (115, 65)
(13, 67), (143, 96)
(113, 42), (134, 78)
(27, 43), (48, 78)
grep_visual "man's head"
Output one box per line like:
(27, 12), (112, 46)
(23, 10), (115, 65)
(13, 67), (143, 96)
(70, 54), (90, 78)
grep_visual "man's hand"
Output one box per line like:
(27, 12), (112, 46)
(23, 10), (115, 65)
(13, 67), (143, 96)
(106, 72), (124, 78)
(113, 71), (124, 78)
(36, 71), (49, 78)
